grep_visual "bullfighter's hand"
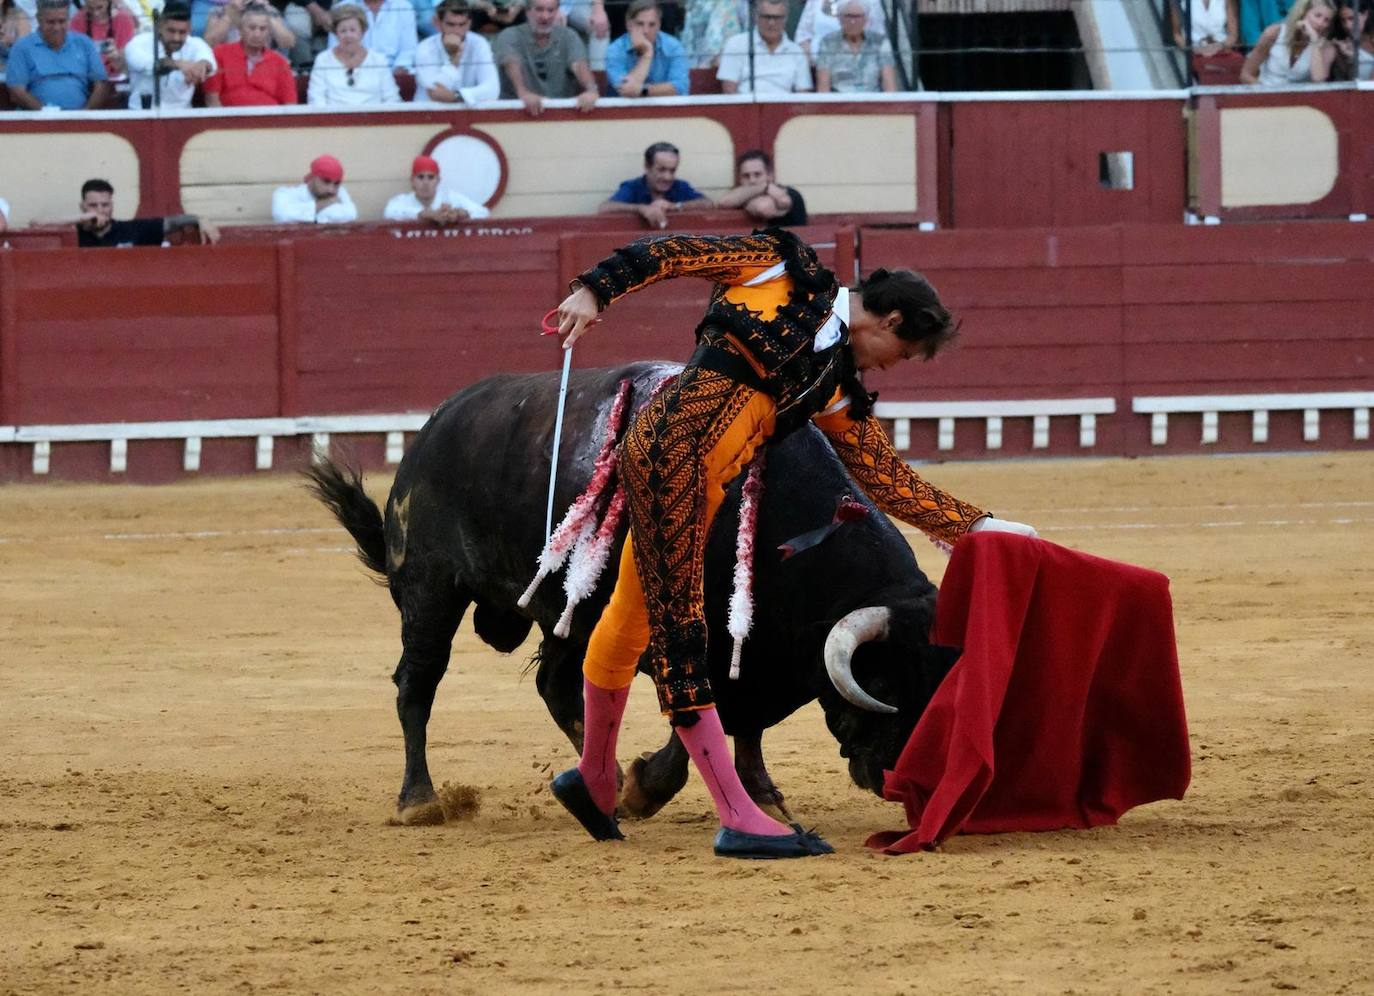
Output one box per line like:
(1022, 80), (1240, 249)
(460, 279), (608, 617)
(557, 285), (601, 348)
(968, 516), (1038, 539)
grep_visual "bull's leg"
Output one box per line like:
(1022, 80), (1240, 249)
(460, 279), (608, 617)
(620, 730), (690, 820)
(393, 579), (469, 825)
(533, 630), (588, 753)
(733, 731), (795, 824)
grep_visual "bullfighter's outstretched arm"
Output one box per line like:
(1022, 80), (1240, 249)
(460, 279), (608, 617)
(814, 406), (988, 545)
(572, 231), (804, 309)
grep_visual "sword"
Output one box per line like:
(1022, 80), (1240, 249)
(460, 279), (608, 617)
(540, 307), (594, 542)
(546, 344), (574, 541)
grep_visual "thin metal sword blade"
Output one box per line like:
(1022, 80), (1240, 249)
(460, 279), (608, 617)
(545, 346), (574, 540)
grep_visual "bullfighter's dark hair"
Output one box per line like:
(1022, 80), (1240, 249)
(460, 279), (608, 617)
(643, 141), (680, 165)
(857, 268), (959, 360)
(735, 148), (772, 172)
(81, 178), (114, 198)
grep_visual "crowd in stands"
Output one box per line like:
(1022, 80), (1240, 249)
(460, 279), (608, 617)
(0, 0), (921, 111)
(1173, 0), (1373, 83)
(2, 0), (1371, 112)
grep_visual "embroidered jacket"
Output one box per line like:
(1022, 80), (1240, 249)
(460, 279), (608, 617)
(574, 229), (867, 432)
(575, 228), (987, 542)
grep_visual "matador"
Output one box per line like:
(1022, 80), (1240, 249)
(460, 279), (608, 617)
(549, 228), (1036, 858)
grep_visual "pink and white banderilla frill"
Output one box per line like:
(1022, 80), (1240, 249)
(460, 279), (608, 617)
(519, 377), (767, 675)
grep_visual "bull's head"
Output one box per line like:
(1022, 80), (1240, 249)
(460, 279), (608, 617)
(816, 592), (957, 795)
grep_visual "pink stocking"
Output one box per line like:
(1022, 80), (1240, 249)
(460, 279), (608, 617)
(577, 678), (628, 815)
(677, 708), (790, 836)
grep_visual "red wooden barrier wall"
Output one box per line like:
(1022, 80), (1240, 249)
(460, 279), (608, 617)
(1, 219), (1372, 481)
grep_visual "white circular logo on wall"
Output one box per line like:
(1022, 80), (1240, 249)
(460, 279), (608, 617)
(429, 134), (503, 207)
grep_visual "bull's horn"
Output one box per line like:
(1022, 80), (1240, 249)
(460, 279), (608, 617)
(823, 606), (898, 714)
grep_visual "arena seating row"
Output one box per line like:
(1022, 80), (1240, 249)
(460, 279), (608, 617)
(0, 67), (725, 113)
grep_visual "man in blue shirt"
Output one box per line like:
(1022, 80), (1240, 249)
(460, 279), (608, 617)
(604, 0), (689, 97)
(598, 141), (714, 229)
(6, 0), (111, 110)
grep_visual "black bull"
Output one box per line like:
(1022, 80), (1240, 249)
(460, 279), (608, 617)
(308, 362), (957, 824)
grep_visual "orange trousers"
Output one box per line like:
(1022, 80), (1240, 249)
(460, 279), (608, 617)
(582, 380), (778, 708)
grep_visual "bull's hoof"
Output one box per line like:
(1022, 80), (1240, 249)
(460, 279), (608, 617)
(397, 799), (446, 826)
(619, 753), (673, 821)
(756, 797), (795, 826)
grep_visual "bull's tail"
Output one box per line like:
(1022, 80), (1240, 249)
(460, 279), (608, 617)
(303, 459), (388, 579)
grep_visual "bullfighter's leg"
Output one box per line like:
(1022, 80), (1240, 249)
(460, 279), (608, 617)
(392, 576), (469, 825)
(610, 368), (830, 856)
(620, 731), (791, 823)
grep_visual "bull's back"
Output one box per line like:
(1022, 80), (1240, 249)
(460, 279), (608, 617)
(387, 363), (675, 604)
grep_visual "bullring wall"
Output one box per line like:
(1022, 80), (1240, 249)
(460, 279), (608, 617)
(1, 219), (1370, 482)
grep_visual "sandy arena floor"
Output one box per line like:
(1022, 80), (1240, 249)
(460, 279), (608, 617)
(1, 451), (1371, 995)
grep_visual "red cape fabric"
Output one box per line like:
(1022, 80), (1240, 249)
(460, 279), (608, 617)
(866, 532), (1190, 853)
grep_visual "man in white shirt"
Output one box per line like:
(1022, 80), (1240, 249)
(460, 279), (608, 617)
(271, 155), (359, 224)
(716, 0), (813, 95)
(384, 155), (491, 224)
(124, 4), (217, 109)
(414, 0), (499, 103)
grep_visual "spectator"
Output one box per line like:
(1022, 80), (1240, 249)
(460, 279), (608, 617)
(469, 0), (524, 34)
(494, 0), (598, 116)
(204, 0), (299, 61)
(0, 195), (9, 233)
(1170, 0), (1243, 84)
(413, 0), (499, 103)
(716, 148), (806, 226)
(680, 0), (741, 68)
(563, 0), (608, 70)
(1241, 0), (1336, 83)
(124, 0), (169, 34)
(281, 0), (335, 69)
(599, 140), (713, 229)
(1240, 0), (1291, 48)
(605, 0), (688, 96)
(6, 0), (110, 109)
(203, 3), (297, 105)
(124, 4), (217, 109)
(70, 0), (136, 80)
(55, 178), (221, 247)
(329, 0), (418, 70)
(309, 4), (403, 103)
(1332, 0), (1374, 80)
(794, 0), (886, 57)
(272, 154), (359, 224)
(1, 0), (34, 75)
(717, 0), (811, 94)
(814, 0), (894, 92)
(384, 154), (492, 223)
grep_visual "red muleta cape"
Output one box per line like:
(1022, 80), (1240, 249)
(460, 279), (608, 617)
(867, 531), (1191, 853)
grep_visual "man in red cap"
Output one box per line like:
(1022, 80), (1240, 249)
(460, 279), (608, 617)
(383, 154), (490, 225)
(271, 154), (359, 224)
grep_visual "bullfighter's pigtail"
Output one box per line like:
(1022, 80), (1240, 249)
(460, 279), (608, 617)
(728, 452), (766, 680)
(518, 379), (633, 610)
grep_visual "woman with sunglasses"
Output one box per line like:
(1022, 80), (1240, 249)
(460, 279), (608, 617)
(308, 3), (402, 104)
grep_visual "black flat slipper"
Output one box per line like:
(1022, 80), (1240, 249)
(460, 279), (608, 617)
(551, 768), (625, 842)
(713, 824), (835, 859)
